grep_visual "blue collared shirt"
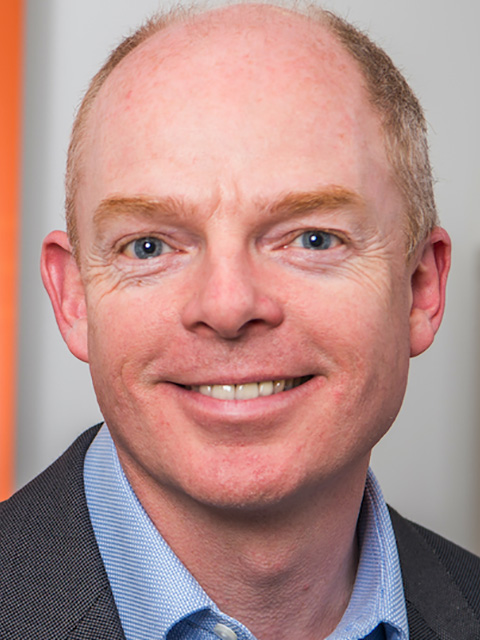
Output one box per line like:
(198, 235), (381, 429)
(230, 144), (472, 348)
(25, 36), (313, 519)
(84, 425), (408, 640)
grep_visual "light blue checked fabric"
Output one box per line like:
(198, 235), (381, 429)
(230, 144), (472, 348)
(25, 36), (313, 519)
(84, 425), (408, 640)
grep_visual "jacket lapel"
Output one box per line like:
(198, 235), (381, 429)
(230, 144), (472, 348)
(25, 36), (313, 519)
(67, 588), (126, 639)
(390, 508), (480, 640)
(1, 425), (125, 639)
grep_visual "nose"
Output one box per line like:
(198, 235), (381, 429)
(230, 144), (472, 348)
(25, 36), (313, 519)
(181, 250), (284, 339)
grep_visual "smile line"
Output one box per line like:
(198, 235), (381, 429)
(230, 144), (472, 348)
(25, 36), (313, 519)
(181, 376), (313, 401)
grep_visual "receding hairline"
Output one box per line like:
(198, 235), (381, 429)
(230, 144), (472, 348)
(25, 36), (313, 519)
(84, 3), (354, 114)
(66, 3), (359, 256)
(66, 2), (438, 261)
(90, 4), (347, 121)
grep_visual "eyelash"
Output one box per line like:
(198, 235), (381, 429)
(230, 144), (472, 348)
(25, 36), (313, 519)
(122, 236), (175, 260)
(287, 230), (343, 251)
(117, 228), (344, 263)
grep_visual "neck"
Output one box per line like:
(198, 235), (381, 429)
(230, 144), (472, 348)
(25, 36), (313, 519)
(122, 457), (369, 640)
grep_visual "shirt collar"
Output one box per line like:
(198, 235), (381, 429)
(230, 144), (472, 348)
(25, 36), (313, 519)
(326, 469), (408, 639)
(84, 424), (408, 640)
(85, 425), (219, 640)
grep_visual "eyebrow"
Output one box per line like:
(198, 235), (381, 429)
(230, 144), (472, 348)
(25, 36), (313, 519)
(93, 195), (194, 236)
(92, 186), (365, 233)
(260, 186), (365, 219)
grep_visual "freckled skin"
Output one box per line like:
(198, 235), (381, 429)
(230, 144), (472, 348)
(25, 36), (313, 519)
(77, 10), (411, 510)
(43, 4), (450, 516)
(41, 6), (450, 637)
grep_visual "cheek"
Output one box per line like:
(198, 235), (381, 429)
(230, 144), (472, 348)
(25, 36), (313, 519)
(85, 282), (207, 413)
(288, 269), (408, 343)
(85, 286), (173, 385)
(293, 270), (412, 399)
(87, 280), (177, 344)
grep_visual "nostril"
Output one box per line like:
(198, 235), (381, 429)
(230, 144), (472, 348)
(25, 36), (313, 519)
(180, 258), (285, 338)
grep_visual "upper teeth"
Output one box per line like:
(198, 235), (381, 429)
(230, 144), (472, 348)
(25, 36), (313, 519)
(190, 378), (307, 401)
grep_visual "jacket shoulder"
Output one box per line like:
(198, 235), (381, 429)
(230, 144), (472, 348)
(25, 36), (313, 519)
(0, 424), (125, 639)
(390, 507), (480, 639)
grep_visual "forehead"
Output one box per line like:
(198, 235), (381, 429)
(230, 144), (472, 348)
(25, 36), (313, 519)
(78, 5), (395, 222)
(102, 6), (360, 94)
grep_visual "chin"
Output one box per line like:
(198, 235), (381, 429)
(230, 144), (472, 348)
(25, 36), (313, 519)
(173, 454), (315, 516)
(188, 482), (299, 516)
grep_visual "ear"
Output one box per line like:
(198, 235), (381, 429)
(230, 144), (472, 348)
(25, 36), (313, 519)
(40, 231), (89, 362)
(409, 227), (451, 357)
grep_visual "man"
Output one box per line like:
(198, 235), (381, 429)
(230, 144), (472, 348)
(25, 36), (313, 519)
(1, 3), (478, 639)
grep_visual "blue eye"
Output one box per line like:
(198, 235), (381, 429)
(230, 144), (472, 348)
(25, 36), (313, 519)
(124, 237), (170, 259)
(300, 231), (335, 250)
(133, 238), (163, 258)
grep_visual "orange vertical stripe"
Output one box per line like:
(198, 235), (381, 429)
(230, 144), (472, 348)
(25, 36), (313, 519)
(0, 1), (23, 500)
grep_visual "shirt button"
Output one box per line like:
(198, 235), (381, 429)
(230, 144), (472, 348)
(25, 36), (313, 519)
(213, 622), (238, 640)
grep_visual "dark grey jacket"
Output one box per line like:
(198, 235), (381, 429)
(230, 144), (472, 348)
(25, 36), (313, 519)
(1, 426), (480, 639)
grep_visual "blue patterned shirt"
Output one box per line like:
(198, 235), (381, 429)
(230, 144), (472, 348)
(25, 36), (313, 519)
(84, 425), (408, 640)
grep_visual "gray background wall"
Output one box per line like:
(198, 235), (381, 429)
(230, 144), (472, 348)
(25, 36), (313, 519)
(18, 0), (480, 553)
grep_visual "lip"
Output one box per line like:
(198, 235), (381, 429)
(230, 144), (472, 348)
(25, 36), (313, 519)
(164, 374), (322, 426)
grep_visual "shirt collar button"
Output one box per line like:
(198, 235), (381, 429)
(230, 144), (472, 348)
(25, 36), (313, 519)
(213, 622), (238, 640)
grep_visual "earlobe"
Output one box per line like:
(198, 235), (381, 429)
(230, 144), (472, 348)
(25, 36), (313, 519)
(409, 227), (451, 357)
(40, 231), (89, 362)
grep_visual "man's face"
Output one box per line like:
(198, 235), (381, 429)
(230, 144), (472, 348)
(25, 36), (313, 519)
(53, 8), (446, 510)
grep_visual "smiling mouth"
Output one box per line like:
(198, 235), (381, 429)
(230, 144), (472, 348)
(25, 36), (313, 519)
(181, 376), (313, 400)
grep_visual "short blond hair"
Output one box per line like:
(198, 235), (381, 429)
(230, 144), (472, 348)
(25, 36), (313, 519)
(65, 3), (438, 258)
